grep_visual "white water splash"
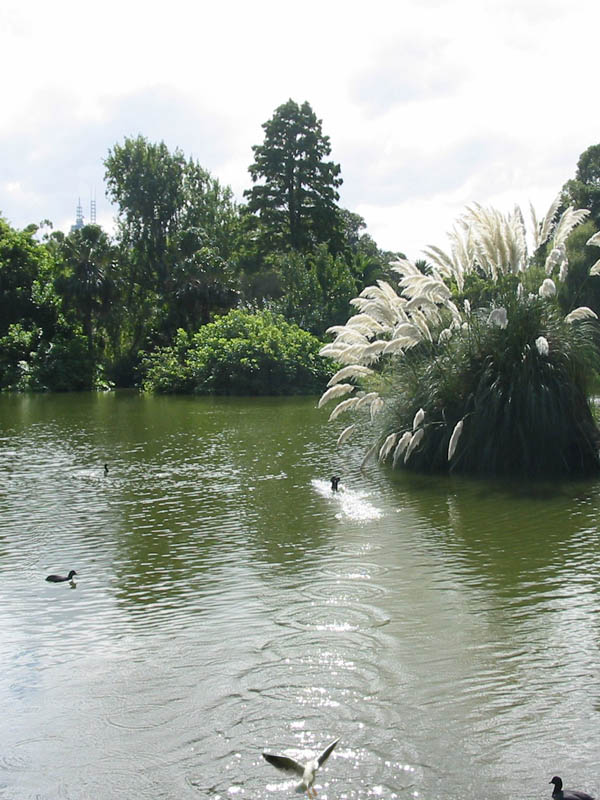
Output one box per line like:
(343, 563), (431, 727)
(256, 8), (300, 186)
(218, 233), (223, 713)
(311, 479), (383, 522)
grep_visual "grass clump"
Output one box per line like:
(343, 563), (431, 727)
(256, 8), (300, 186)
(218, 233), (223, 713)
(319, 199), (600, 478)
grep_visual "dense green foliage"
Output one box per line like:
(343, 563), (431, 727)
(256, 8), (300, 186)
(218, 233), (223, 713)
(379, 297), (600, 477)
(563, 144), (600, 226)
(2, 115), (600, 415)
(141, 309), (331, 395)
(0, 99), (397, 393)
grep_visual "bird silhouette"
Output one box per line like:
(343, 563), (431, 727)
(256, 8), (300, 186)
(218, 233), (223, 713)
(550, 776), (595, 800)
(262, 738), (339, 797)
(46, 570), (77, 583)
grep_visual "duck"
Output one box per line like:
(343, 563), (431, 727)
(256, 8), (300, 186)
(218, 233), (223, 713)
(550, 776), (595, 800)
(46, 570), (77, 583)
(262, 737), (339, 798)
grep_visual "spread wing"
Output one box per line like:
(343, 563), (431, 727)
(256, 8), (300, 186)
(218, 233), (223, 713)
(317, 738), (339, 767)
(262, 752), (305, 777)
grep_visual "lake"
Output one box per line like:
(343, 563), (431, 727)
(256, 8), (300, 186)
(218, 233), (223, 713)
(0, 392), (599, 800)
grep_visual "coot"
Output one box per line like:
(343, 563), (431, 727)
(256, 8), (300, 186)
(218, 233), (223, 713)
(550, 776), (595, 800)
(46, 570), (77, 583)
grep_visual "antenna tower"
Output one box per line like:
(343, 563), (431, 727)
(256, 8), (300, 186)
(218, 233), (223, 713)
(76, 198), (84, 228)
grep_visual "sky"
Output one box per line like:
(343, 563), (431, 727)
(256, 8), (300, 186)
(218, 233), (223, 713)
(1, 0), (599, 261)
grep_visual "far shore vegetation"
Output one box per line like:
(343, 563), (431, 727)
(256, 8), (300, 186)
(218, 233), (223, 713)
(2, 101), (600, 477)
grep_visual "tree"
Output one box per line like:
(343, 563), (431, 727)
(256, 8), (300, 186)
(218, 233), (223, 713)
(267, 245), (358, 337)
(53, 224), (117, 356)
(103, 136), (240, 360)
(0, 217), (57, 337)
(244, 100), (343, 254)
(563, 143), (600, 225)
(162, 228), (238, 333)
(338, 208), (401, 287)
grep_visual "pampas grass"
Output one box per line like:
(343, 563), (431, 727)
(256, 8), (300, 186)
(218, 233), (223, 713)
(318, 194), (600, 478)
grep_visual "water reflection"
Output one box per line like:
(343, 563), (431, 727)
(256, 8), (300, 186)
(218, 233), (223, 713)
(0, 393), (599, 800)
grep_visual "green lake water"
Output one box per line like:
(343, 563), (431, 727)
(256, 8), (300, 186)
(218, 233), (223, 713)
(0, 392), (599, 800)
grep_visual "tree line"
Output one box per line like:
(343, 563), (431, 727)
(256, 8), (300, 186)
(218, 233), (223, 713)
(0, 99), (397, 392)
(1, 99), (599, 394)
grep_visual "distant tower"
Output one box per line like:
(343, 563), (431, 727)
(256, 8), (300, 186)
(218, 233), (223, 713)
(90, 191), (97, 225)
(70, 198), (84, 232)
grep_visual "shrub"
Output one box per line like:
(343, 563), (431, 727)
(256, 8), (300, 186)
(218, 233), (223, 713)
(0, 324), (99, 391)
(28, 332), (98, 391)
(141, 309), (331, 395)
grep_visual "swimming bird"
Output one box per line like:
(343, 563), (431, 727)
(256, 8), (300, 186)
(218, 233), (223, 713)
(104, 463), (109, 475)
(262, 737), (339, 798)
(550, 776), (595, 800)
(330, 475), (340, 492)
(46, 570), (77, 583)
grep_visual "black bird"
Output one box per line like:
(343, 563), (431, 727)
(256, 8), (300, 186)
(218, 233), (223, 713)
(46, 570), (77, 583)
(104, 463), (109, 475)
(550, 776), (595, 800)
(330, 475), (341, 492)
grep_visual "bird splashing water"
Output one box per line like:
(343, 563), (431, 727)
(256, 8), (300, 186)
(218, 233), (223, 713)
(262, 737), (339, 797)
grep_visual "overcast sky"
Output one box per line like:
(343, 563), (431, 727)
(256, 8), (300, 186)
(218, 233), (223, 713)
(1, 0), (598, 260)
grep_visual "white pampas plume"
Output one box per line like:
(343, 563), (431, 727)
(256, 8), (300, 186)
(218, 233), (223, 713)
(382, 338), (406, 355)
(361, 341), (389, 361)
(565, 306), (598, 324)
(370, 396), (384, 420)
(318, 383), (354, 408)
(487, 307), (508, 329)
(329, 397), (360, 421)
(327, 364), (374, 387)
(552, 208), (589, 248)
(337, 424), (356, 446)
(413, 407), (425, 430)
(538, 278), (556, 298)
(346, 313), (385, 332)
(404, 428), (425, 463)
(589, 259), (600, 276)
(559, 259), (569, 283)
(586, 231), (600, 247)
(379, 432), (398, 462)
(355, 391), (380, 410)
(544, 244), (565, 275)
(319, 342), (345, 357)
(392, 431), (412, 465)
(438, 327), (452, 344)
(447, 419), (464, 461)
(535, 336), (549, 356)
(539, 194), (562, 246)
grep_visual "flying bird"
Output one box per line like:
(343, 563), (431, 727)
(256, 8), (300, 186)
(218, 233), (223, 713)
(262, 737), (339, 797)
(550, 776), (595, 800)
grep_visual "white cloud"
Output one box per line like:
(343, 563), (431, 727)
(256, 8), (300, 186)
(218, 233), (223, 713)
(1, 0), (599, 259)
